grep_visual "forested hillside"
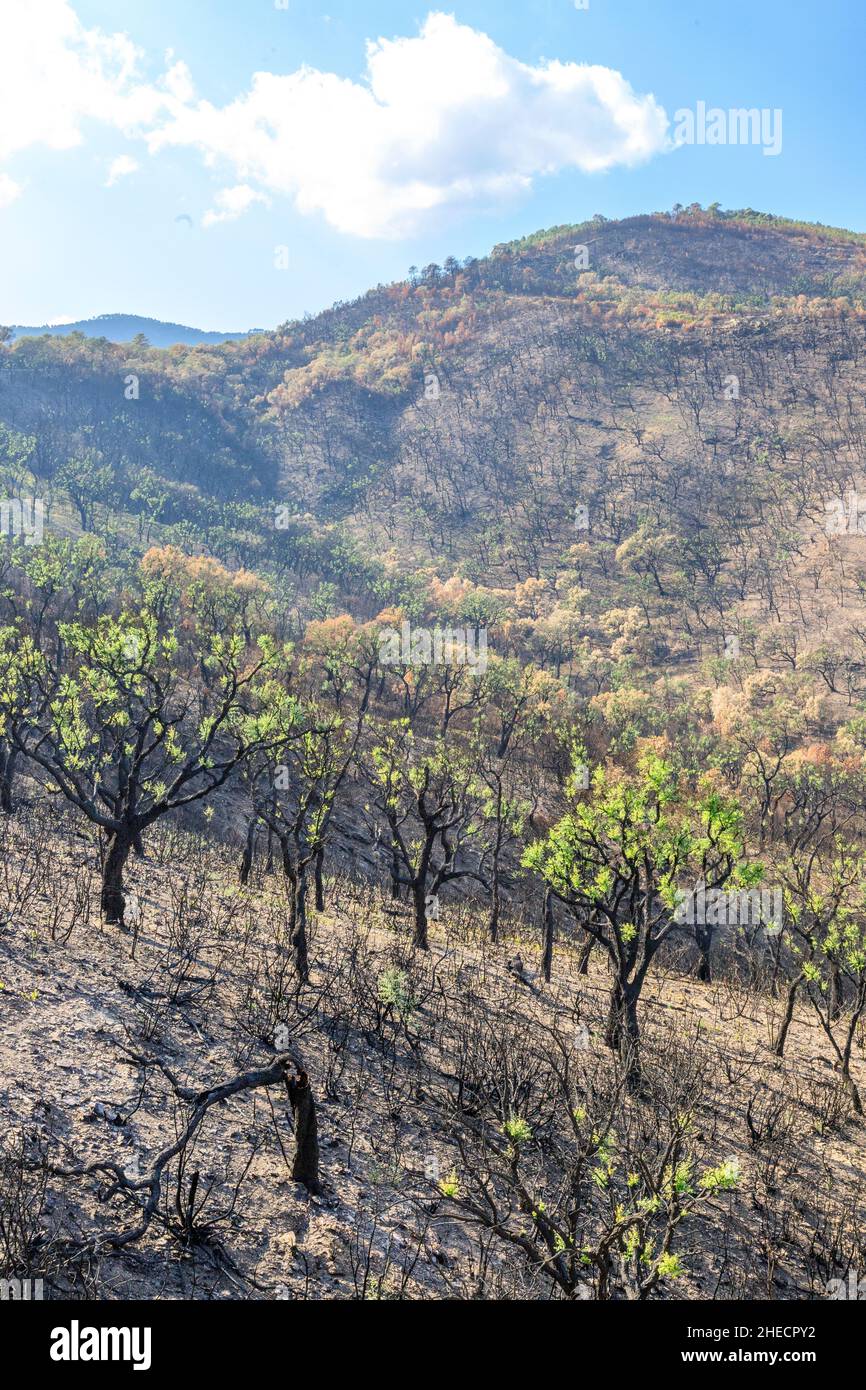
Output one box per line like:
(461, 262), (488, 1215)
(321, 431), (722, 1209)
(4, 205), (866, 1302)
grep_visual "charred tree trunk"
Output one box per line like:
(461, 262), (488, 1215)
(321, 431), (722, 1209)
(489, 873), (500, 943)
(390, 840), (402, 900)
(604, 978), (642, 1092)
(278, 839), (310, 983)
(413, 880), (429, 951)
(773, 973), (804, 1057)
(695, 924), (712, 983)
(541, 888), (555, 983)
(314, 846), (325, 911)
(239, 816), (257, 885)
(578, 934), (594, 975)
(0, 742), (17, 814)
(828, 962), (844, 1023)
(101, 824), (134, 924)
(285, 1066), (320, 1192)
(290, 864), (310, 983)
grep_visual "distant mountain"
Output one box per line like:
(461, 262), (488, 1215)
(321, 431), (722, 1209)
(8, 312), (252, 348)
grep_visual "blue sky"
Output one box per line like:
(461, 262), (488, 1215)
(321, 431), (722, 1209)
(1, 0), (863, 331)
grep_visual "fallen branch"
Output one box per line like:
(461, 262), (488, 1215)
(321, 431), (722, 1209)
(48, 1048), (321, 1255)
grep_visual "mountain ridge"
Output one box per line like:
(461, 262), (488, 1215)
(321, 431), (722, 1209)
(7, 311), (254, 348)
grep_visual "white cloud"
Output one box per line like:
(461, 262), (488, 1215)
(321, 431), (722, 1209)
(0, 4), (669, 238)
(0, 0), (170, 163)
(0, 173), (22, 208)
(105, 154), (139, 187)
(147, 12), (669, 237)
(203, 183), (270, 227)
